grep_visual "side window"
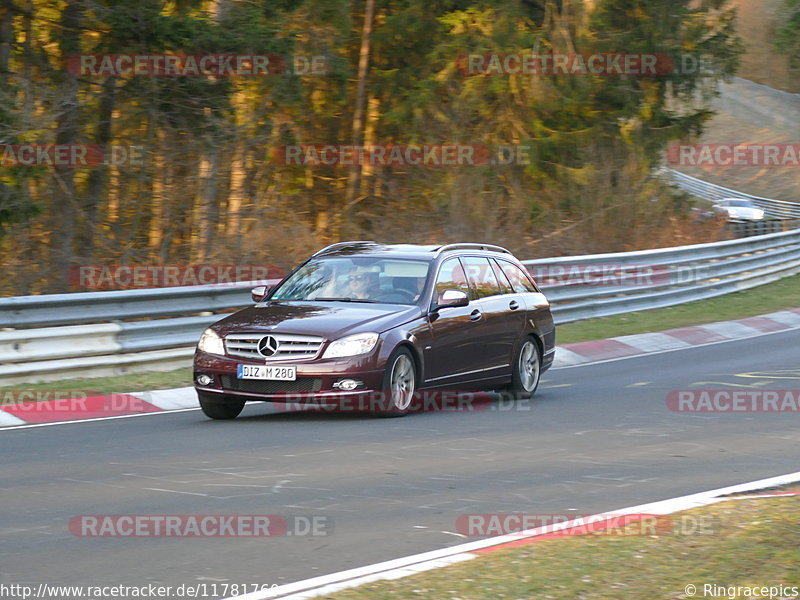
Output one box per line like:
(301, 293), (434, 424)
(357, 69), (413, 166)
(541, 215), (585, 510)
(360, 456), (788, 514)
(490, 259), (513, 294)
(461, 257), (503, 299)
(498, 260), (537, 293)
(434, 258), (470, 297)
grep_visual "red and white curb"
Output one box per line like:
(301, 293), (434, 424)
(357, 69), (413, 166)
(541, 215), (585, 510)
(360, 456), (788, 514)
(226, 471), (800, 600)
(0, 387), (199, 428)
(553, 308), (800, 367)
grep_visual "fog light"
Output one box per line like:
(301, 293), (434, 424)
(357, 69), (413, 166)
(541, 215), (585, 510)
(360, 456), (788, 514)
(196, 374), (213, 386)
(333, 379), (362, 391)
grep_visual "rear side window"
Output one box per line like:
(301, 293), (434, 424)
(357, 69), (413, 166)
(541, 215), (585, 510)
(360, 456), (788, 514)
(461, 256), (503, 299)
(489, 259), (513, 294)
(434, 257), (471, 296)
(497, 260), (537, 293)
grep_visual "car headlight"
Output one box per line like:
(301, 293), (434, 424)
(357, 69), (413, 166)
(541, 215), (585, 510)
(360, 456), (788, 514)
(322, 332), (379, 359)
(197, 328), (225, 355)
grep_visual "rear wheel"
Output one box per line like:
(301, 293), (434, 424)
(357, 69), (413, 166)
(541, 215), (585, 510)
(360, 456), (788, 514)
(377, 348), (416, 417)
(504, 338), (541, 400)
(198, 392), (246, 420)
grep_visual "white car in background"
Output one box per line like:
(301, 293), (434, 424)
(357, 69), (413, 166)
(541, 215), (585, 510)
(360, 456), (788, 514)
(712, 198), (765, 222)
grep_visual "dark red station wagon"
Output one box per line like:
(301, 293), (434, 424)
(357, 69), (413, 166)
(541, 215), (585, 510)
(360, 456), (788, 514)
(193, 242), (555, 418)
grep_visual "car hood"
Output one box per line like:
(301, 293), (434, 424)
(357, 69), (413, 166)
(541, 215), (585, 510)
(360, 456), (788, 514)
(211, 301), (423, 340)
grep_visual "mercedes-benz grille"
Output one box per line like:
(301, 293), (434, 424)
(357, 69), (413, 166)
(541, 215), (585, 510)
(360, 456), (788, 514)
(225, 333), (325, 360)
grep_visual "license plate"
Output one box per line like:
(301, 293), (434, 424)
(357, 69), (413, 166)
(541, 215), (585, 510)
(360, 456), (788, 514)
(237, 364), (297, 381)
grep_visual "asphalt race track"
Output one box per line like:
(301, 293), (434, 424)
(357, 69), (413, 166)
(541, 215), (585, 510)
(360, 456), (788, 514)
(2, 329), (798, 594)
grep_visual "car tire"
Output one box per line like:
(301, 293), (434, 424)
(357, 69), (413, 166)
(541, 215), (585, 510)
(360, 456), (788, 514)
(503, 337), (541, 400)
(198, 392), (246, 420)
(377, 347), (416, 417)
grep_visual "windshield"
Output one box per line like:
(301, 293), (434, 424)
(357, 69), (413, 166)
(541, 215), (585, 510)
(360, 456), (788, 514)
(726, 200), (756, 208)
(269, 257), (430, 305)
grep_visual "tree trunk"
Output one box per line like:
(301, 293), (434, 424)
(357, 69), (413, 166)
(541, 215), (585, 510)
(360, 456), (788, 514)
(51, 0), (82, 291)
(0, 0), (12, 74)
(342, 0), (375, 238)
(194, 145), (219, 261)
(81, 76), (116, 263)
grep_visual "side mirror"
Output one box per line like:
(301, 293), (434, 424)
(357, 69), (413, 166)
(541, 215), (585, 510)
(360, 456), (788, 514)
(251, 285), (272, 303)
(435, 289), (469, 309)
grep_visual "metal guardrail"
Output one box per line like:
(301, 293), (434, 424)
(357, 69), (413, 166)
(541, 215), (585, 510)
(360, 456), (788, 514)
(1, 228), (800, 383)
(0, 280), (270, 329)
(663, 168), (800, 219)
(525, 228), (800, 324)
(0, 280), (280, 384)
(726, 219), (800, 238)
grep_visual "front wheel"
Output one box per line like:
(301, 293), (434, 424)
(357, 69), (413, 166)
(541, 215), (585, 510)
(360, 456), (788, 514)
(377, 348), (416, 417)
(198, 392), (246, 420)
(504, 338), (541, 400)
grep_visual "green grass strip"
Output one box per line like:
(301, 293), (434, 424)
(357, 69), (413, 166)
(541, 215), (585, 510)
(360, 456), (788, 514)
(319, 496), (800, 600)
(556, 274), (800, 344)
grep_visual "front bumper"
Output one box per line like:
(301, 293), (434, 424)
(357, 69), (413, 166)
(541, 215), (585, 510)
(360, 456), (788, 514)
(193, 349), (385, 404)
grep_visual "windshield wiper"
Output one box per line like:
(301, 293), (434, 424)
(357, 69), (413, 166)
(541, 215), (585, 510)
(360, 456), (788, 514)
(313, 297), (382, 303)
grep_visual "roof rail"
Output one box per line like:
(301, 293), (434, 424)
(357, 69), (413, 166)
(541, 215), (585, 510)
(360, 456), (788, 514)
(312, 241), (379, 257)
(435, 243), (511, 255)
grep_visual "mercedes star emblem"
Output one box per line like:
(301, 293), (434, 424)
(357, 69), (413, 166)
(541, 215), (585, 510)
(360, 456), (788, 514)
(257, 335), (279, 357)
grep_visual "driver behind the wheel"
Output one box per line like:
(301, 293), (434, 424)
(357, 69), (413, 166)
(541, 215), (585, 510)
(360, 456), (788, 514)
(345, 267), (380, 300)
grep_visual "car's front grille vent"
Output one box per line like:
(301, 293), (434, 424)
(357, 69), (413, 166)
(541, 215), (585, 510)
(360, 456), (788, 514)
(225, 333), (325, 360)
(220, 376), (322, 394)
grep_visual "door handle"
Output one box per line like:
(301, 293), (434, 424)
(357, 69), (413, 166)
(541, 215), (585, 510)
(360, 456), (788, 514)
(470, 309), (482, 321)
(508, 300), (519, 310)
